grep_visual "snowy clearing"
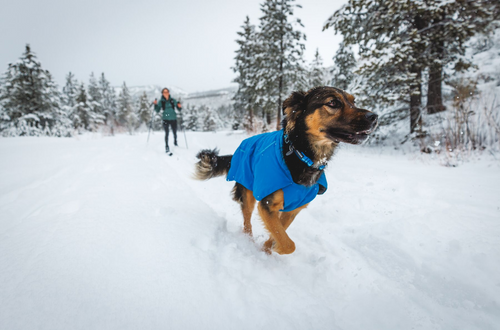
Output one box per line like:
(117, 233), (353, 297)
(1, 131), (500, 330)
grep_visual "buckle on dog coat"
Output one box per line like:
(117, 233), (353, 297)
(284, 134), (326, 171)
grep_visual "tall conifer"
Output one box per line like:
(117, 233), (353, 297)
(324, 0), (499, 134)
(99, 73), (117, 134)
(88, 72), (104, 119)
(306, 49), (327, 89)
(137, 91), (152, 127)
(330, 42), (356, 91)
(233, 16), (261, 132)
(72, 83), (91, 131)
(62, 72), (79, 109)
(116, 82), (137, 134)
(257, 0), (306, 130)
(0, 44), (61, 136)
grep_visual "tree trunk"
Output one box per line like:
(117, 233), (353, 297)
(248, 106), (253, 132)
(410, 65), (423, 134)
(427, 13), (446, 114)
(427, 62), (445, 114)
(409, 13), (426, 134)
(277, 71), (282, 131)
(276, 6), (285, 131)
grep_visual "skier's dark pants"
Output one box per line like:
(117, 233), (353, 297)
(162, 119), (177, 149)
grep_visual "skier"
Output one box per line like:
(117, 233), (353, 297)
(153, 88), (182, 153)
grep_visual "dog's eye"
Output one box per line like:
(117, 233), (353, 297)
(326, 100), (342, 109)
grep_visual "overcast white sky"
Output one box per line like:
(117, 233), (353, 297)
(0, 0), (346, 93)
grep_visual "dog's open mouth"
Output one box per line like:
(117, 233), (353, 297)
(326, 128), (374, 144)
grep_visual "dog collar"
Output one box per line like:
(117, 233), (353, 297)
(284, 134), (326, 171)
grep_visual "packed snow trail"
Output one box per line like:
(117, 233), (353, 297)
(1, 132), (499, 330)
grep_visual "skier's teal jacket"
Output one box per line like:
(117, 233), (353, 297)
(227, 130), (327, 212)
(154, 96), (181, 120)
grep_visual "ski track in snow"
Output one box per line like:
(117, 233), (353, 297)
(1, 131), (500, 330)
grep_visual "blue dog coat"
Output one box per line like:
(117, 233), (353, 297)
(227, 130), (327, 212)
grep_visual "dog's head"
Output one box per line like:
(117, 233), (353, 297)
(283, 86), (378, 145)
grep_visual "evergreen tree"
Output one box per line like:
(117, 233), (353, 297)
(98, 73), (117, 134)
(88, 72), (104, 119)
(137, 91), (152, 127)
(324, 0), (427, 134)
(324, 0), (500, 134)
(212, 104), (232, 129)
(231, 109), (244, 130)
(46, 71), (72, 137)
(423, 0), (499, 114)
(58, 72), (79, 136)
(201, 105), (218, 132)
(116, 82), (137, 134)
(71, 83), (92, 132)
(69, 82), (104, 133)
(62, 72), (79, 109)
(183, 104), (200, 131)
(330, 42), (356, 91)
(305, 49), (327, 90)
(232, 16), (261, 132)
(0, 44), (61, 136)
(257, 0), (306, 130)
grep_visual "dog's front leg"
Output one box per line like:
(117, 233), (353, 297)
(258, 190), (295, 255)
(262, 204), (308, 253)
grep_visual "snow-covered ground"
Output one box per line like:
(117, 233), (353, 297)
(1, 131), (499, 330)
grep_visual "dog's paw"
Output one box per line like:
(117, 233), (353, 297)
(262, 239), (274, 254)
(272, 240), (296, 255)
(242, 226), (253, 237)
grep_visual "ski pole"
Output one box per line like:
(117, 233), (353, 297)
(147, 98), (157, 143)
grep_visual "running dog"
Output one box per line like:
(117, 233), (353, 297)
(194, 86), (378, 255)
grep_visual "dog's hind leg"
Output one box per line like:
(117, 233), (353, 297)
(258, 190), (296, 255)
(262, 204), (308, 253)
(232, 183), (256, 236)
(241, 188), (256, 236)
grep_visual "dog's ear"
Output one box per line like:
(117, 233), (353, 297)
(282, 91), (306, 131)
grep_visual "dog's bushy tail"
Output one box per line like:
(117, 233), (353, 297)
(194, 148), (232, 180)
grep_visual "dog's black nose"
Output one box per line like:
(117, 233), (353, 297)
(365, 112), (378, 122)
